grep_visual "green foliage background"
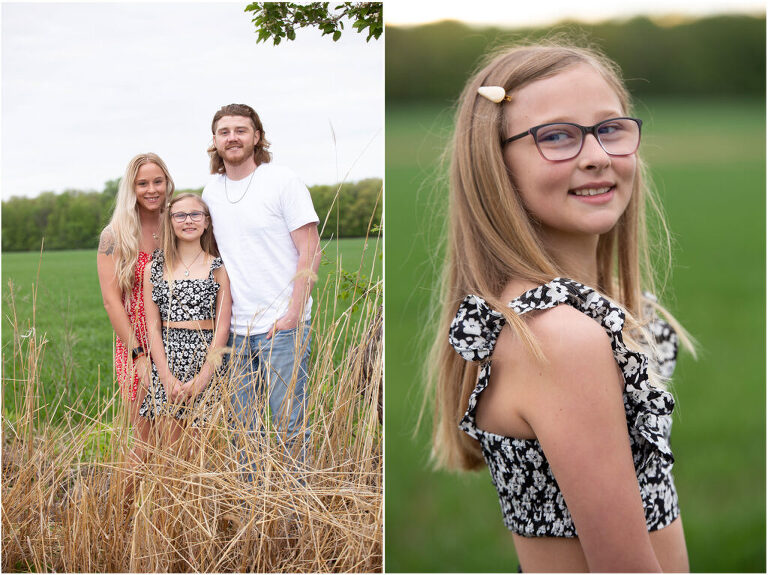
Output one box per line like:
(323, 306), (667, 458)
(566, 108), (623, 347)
(384, 16), (766, 574)
(1, 178), (382, 252)
(386, 14), (765, 103)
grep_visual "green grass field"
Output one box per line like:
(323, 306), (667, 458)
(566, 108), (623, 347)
(384, 98), (766, 572)
(1, 236), (380, 423)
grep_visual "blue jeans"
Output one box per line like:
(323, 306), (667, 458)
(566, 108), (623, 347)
(227, 323), (311, 469)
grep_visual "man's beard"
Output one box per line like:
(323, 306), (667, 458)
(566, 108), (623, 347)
(222, 146), (254, 166)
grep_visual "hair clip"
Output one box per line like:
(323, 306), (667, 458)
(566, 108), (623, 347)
(477, 86), (511, 103)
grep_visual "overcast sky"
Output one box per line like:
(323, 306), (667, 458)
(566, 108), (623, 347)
(1, 2), (384, 199)
(385, 0), (765, 27)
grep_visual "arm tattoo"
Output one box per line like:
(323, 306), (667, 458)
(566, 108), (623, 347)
(98, 228), (116, 255)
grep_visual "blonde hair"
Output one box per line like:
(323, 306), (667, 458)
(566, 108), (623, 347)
(108, 153), (175, 295)
(161, 193), (218, 278)
(428, 42), (694, 471)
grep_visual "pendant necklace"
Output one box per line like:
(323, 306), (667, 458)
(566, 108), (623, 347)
(180, 251), (204, 277)
(224, 168), (256, 204)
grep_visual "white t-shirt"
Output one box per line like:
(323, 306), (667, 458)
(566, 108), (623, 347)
(202, 163), (319, 336)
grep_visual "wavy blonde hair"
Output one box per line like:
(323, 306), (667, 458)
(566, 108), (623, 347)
(107, 153), (175, 295)
(427, 42), (694, 471)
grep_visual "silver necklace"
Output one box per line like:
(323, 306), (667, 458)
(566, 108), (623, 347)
(180, 251), (203, 277)
(224, 169), (256, 204)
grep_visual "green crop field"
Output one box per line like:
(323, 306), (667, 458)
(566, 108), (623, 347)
(385, 98), (765, 573)
(1, 236), (381, 423)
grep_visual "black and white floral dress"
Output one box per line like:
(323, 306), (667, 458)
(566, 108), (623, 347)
(448, 278), (680, 537)
(139, 250), (226, 427)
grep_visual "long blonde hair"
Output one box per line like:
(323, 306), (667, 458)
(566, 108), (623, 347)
(107, 153), (175, 294)
(428, 42), (694, 471)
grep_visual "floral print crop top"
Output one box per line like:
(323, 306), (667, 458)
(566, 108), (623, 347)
(448, 278), (680, 538)
(150, 250), (223, 322)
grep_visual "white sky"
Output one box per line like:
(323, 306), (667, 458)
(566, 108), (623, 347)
(385, 0), (766, 27)
(1, 2), (384, 199)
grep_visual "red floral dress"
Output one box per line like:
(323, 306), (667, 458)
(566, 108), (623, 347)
(114, 251), (152, 401)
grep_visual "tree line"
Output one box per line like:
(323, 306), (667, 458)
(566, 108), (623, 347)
(386, 14), (765, 102)
(1, 178), (382, 252)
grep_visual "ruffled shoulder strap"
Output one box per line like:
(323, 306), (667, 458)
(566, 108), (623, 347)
(208, 255), (224, 280)
(449, 295), (506, 362)
(509, 278), (676, 470)
(641, 292), (679, 380)
(449, 295), (506, 441)
(150, 249), (165, 285)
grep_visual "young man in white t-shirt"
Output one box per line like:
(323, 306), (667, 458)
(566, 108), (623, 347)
(202, 104), (320, 468)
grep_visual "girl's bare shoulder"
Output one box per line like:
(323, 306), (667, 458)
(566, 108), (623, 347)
(485, 280), (621, 438)
(97, 225), (116, 256)
(495, 301), (612, 367)
(494, 281), (616, 390)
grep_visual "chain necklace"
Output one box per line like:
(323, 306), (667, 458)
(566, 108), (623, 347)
(224, 168), (256, 204)
(180, 250), (204, 277)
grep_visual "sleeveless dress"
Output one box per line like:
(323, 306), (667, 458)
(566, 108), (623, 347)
(448, 278), (680, 537)
(114, 251), (151, 402)
(138, 250), (226, 427)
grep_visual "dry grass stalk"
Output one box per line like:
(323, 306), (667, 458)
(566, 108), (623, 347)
(2, 257), (382, 572)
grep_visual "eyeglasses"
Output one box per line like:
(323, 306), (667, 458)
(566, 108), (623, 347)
(503, 117), (642, 162)
(170, 210), (207, 223)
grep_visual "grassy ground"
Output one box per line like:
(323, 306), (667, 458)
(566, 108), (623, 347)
(2, 234), (382, 572)
(384, 98), (765, 572)
(1, 236), (381, 424)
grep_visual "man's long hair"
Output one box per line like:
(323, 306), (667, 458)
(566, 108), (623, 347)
(207, 103), (272, 174)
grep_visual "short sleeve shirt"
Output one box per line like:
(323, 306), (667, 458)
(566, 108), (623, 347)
(202, 163), (319, 335)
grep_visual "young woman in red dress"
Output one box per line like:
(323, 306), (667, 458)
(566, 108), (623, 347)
(97, 153), (174, 466)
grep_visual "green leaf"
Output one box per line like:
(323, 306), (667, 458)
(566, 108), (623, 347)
(333, 30), (341, 41)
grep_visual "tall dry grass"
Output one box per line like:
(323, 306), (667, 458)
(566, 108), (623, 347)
(2, 238), (382, 572)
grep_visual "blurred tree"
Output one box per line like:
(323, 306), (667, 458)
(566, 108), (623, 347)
(245, 2), (382, 44)
(386, 15), (765, 102)
(310, 178), (382, 239)
(103, 178), (120, 200)
(1, 179), (381, 251)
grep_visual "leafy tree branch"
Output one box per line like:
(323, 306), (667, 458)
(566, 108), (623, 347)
(245, 2), (382, 44)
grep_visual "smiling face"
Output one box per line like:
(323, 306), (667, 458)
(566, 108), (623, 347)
(134, 162), (167, 213)
(503, 63), (637, 247)
(212, 115), (260, 169)
(169, 196), (209, 243)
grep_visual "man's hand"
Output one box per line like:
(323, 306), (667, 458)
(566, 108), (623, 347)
(266, 311), (301, 340)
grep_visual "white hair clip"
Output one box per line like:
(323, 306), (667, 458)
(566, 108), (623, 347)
(477, 86), (511, 103)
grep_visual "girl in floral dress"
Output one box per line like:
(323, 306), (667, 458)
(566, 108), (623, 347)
(139, 193), (231, 439)
(428, 44), (695, 572)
